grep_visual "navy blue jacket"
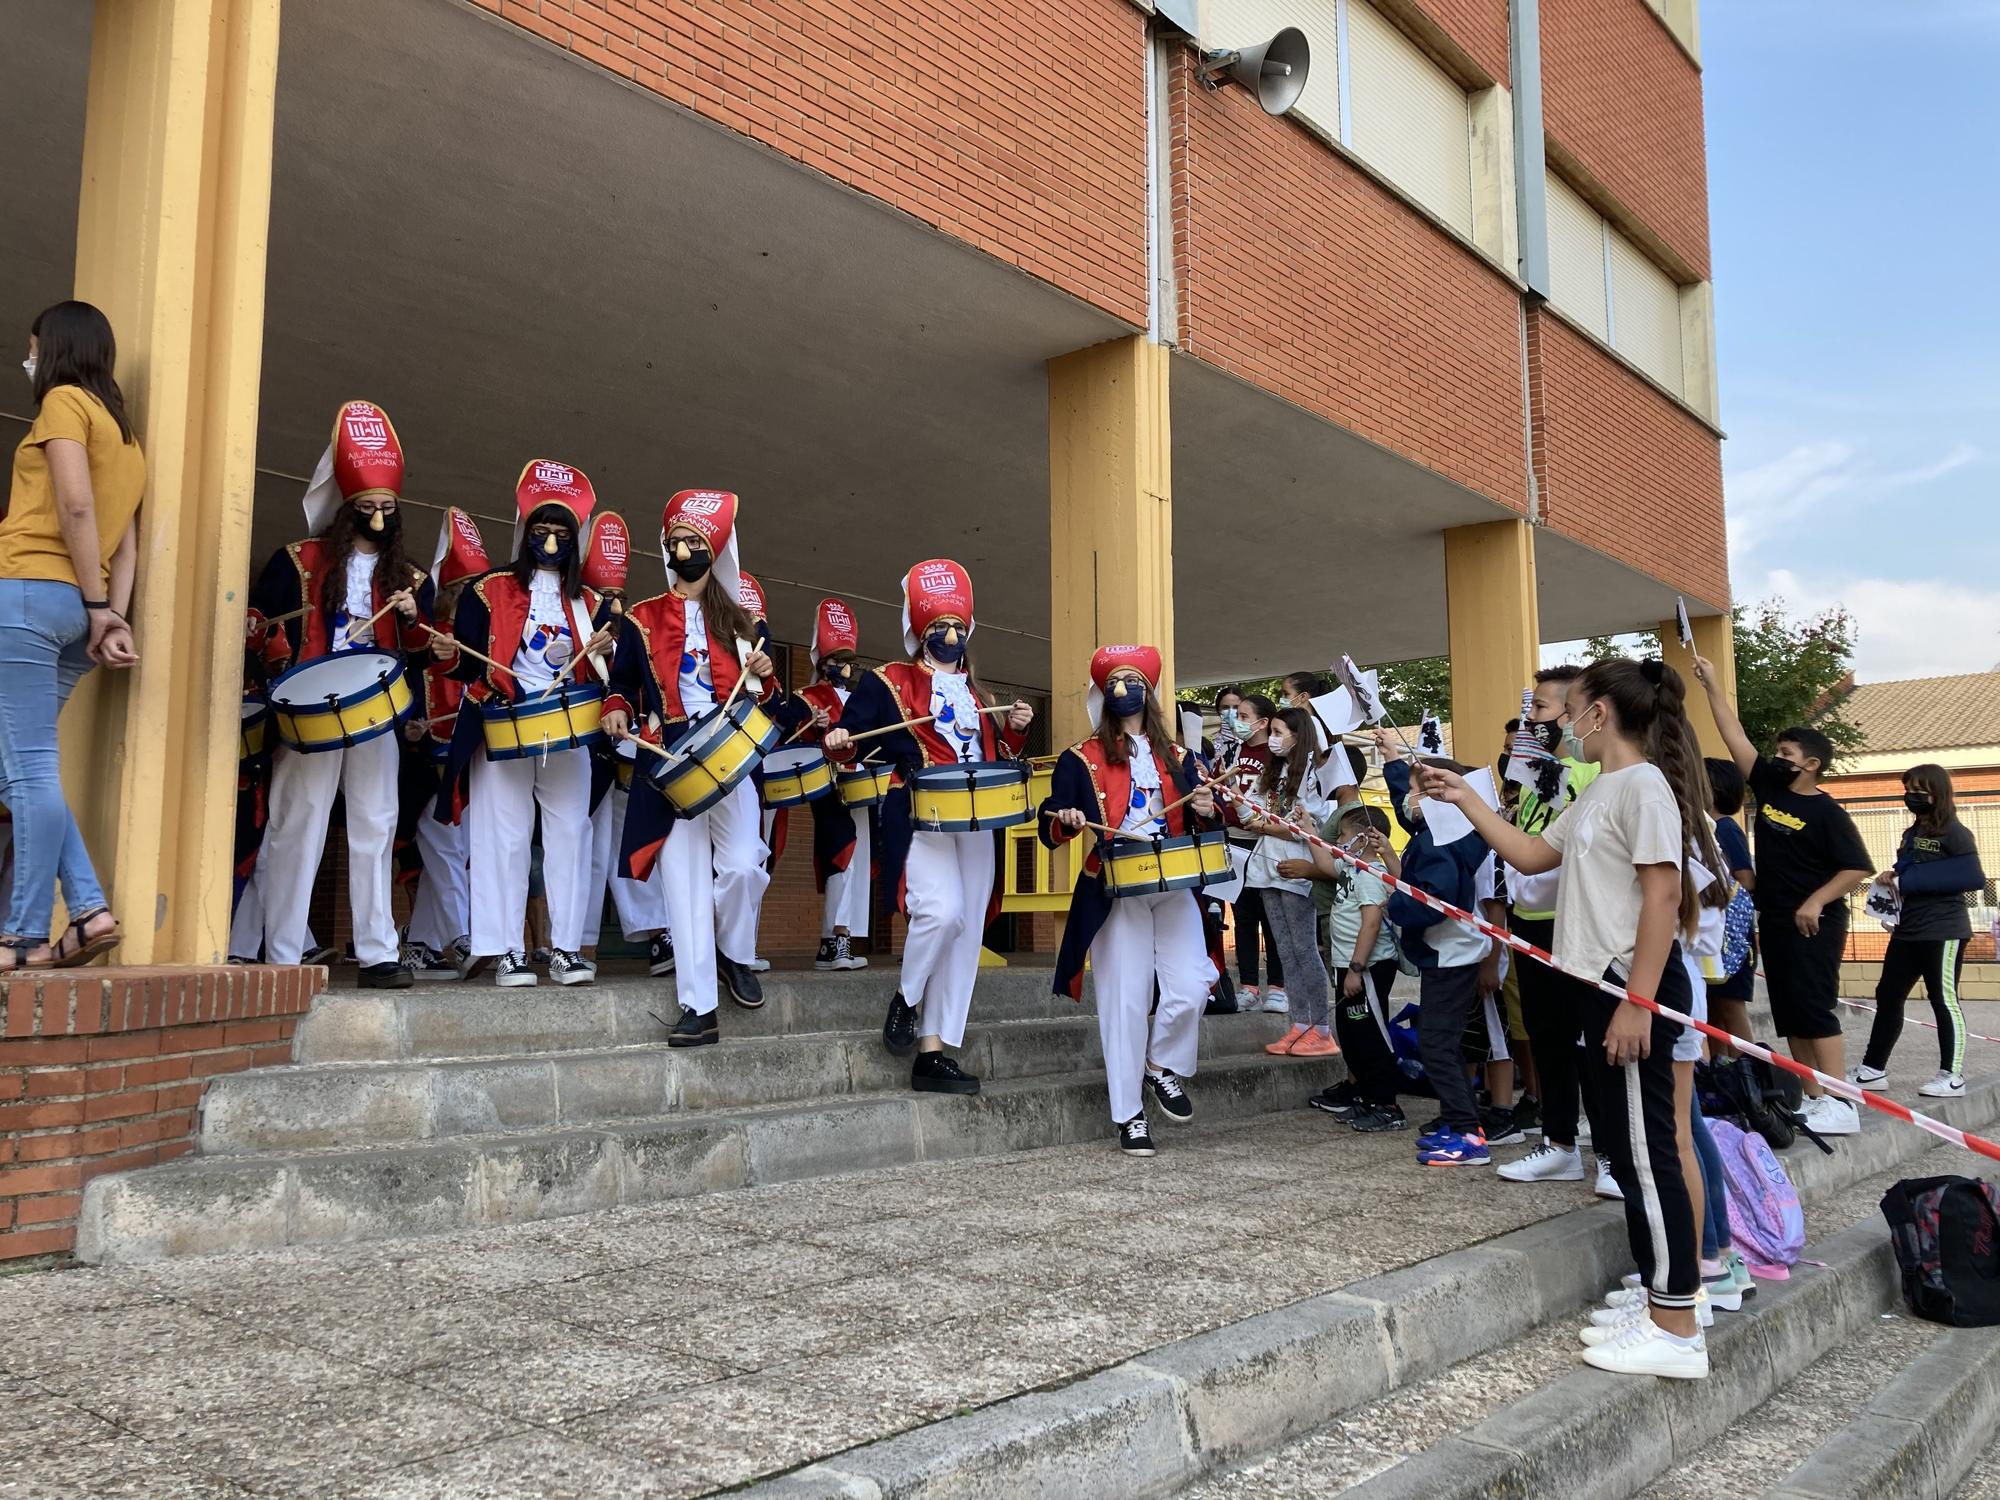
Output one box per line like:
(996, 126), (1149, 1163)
(1381, 759), (1490, 970)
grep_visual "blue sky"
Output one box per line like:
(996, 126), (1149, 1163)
(1703, 1), (1999, 681)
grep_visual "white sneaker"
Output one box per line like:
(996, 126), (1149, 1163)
(1594, 1160), (1624, 1200)
(1576, 1117), (1592, 1146)
(1497, 1142), (1585, 1183)
(746, 957), (771, 973)
(1804, 1094), (1860, 1136)
(1920, 1071), (1966, 1099)
(1848, 1062), (1889, 1089)
(1601, 1286), (1648, 1312)
(1261, 987), (1290, 1015)
(1580, 1302), (1645, 1345)
(1582, 1317), (1708, 1379)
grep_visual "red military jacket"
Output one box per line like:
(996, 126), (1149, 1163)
(602, 591), (777, 736)
(450, 571), (604, 704)
(1042, 735), (1197, 876)
(249, 538), (432, 674)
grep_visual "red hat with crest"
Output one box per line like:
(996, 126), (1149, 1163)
(812, 598), (859, 667)
(301, 399), (404, 533)
(736, 570), (768, 621)
(1086, 644), (1162, 729)
(429, 507), (490, 588)
(515, 459), (598, 530)
(661, 489), (742, 603)
(901, 559), (973, 655)
(581, 511), (630, 593)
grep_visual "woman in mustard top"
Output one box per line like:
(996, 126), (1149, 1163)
(0, 302), (145, 969)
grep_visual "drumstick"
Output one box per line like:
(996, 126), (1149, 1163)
(416, 623), (509, 677)
(353, 568), (430, 639)
(837, 702), (1012, 746)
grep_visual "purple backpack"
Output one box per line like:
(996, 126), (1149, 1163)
(1709, 1117), (1805, 1277)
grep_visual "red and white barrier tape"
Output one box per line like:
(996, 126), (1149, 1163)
(1833, 995), (2000, 1048)
(1214, 783), (2000, 1164)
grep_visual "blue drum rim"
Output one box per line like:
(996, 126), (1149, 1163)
(269, 648), (408, 716)
(648, 698), (782, 812)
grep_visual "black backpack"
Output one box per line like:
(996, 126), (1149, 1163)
(1697, 1053), (1831, 1156)
(1880, 1175), (2000, 1326)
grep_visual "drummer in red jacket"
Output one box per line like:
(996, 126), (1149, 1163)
(602, 489), (778, 1046)
(1039, 645), (1219, 1156)
(823, 560), (1033, 1094)
(788, 597), (875, 973)
(247, 400), (431, 988)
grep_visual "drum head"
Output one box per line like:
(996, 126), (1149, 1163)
(271, 649), (397, 708)
(764, 745), (825, 775)
(241, 699), (267, 723)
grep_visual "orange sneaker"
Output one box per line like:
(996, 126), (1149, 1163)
(1264, 1024), (1309, 1055)
(1289, 1030), (1340, 1057)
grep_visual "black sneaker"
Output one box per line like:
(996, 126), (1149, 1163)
(1351, 1103), (1408, 1133)
(496, 950), (537, 987)
(648, 935), (676, 977)
(814, 938), (839, 971)
(1482, 1106), (1527, 1148)
(1204, 971), (1239, 1015)
(882, 992), (919, 1057)
(831, 933), (867, 971)
(1512, 1094), (1542, 1137)
(717, 954), (764, 1009)
(1309, 1080), (1361, 1119)
(548, 949), (595, 987)
(1145, 1069), (1194, 1122)
(1118, 1115), (1156, 1156)
(357, 961), (413, 990)
(912, 1051), (979, 1095)
(666, 1007), (718, 1048)
(304, 944), (339, 967)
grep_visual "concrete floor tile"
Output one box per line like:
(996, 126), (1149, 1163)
(406, 1334), (734, 1425)
(338, 1432), (686, 1499)
(624, 1284), (911, 1369)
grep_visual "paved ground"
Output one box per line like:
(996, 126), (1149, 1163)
(5, 998), (1994, 1499)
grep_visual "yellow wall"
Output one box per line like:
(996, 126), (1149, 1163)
(1444, 519), (1540, 776)
(1656, 610), (1736, 762)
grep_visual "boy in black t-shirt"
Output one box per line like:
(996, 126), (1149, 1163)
(1695, 657), (1872, 1137)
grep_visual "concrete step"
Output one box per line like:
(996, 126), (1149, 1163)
(77, 1047), (1346, 1265)
(199, 1010), (1308, 1154)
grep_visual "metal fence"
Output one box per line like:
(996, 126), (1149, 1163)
(1804, 794), (2000, 962)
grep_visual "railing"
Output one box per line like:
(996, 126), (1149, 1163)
(1811, 795), (1999, 963)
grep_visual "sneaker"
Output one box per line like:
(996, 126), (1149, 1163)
(357, 960), (414, 990)
(1290, 1029), (1340, 1057)
(1576, 1117), (1593, 1147)
(1581, 1318), (1708, 1379)
(529, 946), (553, 966)
(1594, 1160), (1624, 1200)
(1803, 1094), (1860, 1136)
(1701, 1266), (1743, 1312)
(1239, 983), (1263, 1008)
(303, 943), (339, 967)
(548, 949), (595, 987)
(1920, 1071), (1966, 1099)
(746, 957), (772, 973)
(1264, 1024), (1309, 1056)
(667, 1006), (718, 1048)
(1725, 1250), (1757, 1298)
(1580, 1302), (1646, 1345)
(1118, 1115), (1156, 1157)
(1497, 1142), (1585, 1183)
(1482, 1106), (1527, 1148)
(1145, 1069), (1194, 1122)
(1261, 986), (1291, 1015)
(1417, 1129), (1489, 1167)
(1848, 1062), (1889, 1089)
(1309, 1081), (1362, 1120)
(912, 1051), (980, 1095)
(1512, 1095), (1542, 1137)
(1351, 1103), (1408, 1133)
(882, 992), (919, 1057)
(814, 938), (839, 971)
(401, 941), (441, 975)
(496, 950), (537, 987)
(457, 948), (493, 982)
(717, 954), (765, 1009)
(832, 933), (868, 971)
(648, 935), (676, 976)
(441, 935), (472, 977)
(1205, 973), (1239, 1015)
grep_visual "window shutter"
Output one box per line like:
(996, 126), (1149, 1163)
(1546, 174), (1609, 340)
(1345, 0), (1473, 233)
(1202, 0), (1341, 142)
(1608, 230), (1685, 397)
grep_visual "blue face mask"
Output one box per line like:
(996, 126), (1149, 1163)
(535, 535), (575, 569)
(1562, 705), (1600, 762)
(1220, 708), (1244, 737)
(1108, 679), (1149, 719)
(925, 626), (965, 665)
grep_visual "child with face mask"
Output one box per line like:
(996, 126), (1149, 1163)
(1223, 693), (1288, 1014)
(1234, 707), (1336, 1056)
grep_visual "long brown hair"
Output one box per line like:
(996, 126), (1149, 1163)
(316, 503), (414, 630)
(1904, 763), (1958, 836)
(1256, 706), (1314, 808)
(692, 571), (754, 654)
(1093, 681), (1176, 765)
(30, 301), (133, 444)
(1576, 657), (1727, 933)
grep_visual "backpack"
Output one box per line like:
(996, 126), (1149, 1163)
(1708, 1117), (1805, 1275)
(1880, 1175), (2000, 1326)
(1386, 1003), (1434, 1094)
(1697, 1052), (1830, 1155)
(1719, 884), (1755, 978)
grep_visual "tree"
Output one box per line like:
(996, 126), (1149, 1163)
(1729, 599), (1863, 766)
(1375, 657), (1451, 726)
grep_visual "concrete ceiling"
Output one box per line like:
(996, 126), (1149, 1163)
(2, 0), (1707, 697)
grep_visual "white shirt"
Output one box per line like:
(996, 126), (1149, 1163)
(1118, 733), (1166, 835)
(929, 667), (983, 763)
(331, 552), (378, 653)
(679, 599), (717, 714)
(508, 569), (577, 693)
(1541, 761), (1685, 983)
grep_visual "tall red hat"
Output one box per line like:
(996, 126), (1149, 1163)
(516, 459), (598, 529)
(662, 489), (741, 602)
(1086, 644), (1162, 729)
(301, 399), (404, 533)
(737, 570), (768, 621)
(811, 597), (859, 667)
(581, 511), (630, 593)
(901, 558), (973, 654)
(429, 507), (490, 588)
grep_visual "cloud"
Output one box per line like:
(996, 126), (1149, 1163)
(1751, 567), (2000, 683)
(1724, 440), (1981, 559)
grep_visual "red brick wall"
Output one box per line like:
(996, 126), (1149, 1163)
(1529, 307), (1726, 606)
(0, 966), (325, 1262)
(1539, 0), (1708, 277)
(1402, 0), (1509, 83)
(472, 0), (1150, 326)
(1171, 54), (1529, 513)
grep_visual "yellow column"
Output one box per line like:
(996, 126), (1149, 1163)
(1443, 519), (1540, 776)
(1047, 337), (1175, 748)
(58, 0), (280, 963)
(1658, 610), (1738, 760)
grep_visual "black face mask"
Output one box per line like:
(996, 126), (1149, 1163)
(668, 543), (712, 583)
(822, 659), (855, 687)
(1525, 717), (1563, 755)
(357, 507), (401, 543)
(532, 534), (575, 569)
(1905, 792), (1935, 816)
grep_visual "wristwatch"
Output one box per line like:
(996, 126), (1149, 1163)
(1348, 962), (1367, 975)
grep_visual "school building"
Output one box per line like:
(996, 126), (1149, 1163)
(3, 0), (1729, 969)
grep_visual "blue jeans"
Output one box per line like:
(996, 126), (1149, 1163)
(1690, 1099), (1732, 1259)
(0, 579), (108, 942)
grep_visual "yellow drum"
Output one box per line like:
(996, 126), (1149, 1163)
(268, 649), (412, 753)
(1101, 829), (1233, 899)
(908, 761), (1031, 832)
(760, 744), (833, 808)
(481, 682), (604, 760)
(239, 699), (269, 761)
(648, 696), (781, 816)
(837, 763), (896, 808)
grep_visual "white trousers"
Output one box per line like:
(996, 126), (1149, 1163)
(468, 748), (592, 957)
(900, 829), (994, 1049)
(229, 862), (318, 962)
(1093, 889), (1215, 1123)
(821, 816), (872, 938)
(258, 735), (399, 967)
(586, 785), (667, 941)
(407, 805), (469, 951)
(660, 778), (768, 1015)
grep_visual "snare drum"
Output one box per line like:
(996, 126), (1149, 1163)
(239, 699), (269, 761)
(647, 696), (781, 817)
(1100, 829), (1233, 899)
(480, 682), (604, 760)
(836, 763), (896, 809)
(760, 744), (833, 808)
(907, 761), (1031, 832)
(268, 649), (413, 753)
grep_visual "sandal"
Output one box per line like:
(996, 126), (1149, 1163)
(0, 939), (52, 972)
(50, 911), (121, 969)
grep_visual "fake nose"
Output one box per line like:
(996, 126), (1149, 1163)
(611, 597), (625, 616)
(368, 509), (386, 533)
(543, 532), (559, 556)
(944, 626), (960, 646)
(672, 539), (690, 561)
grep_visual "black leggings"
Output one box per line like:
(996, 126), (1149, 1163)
(1863, 936), (1969, 1076)
(1332, 958), (1404, 1105)
(1580, 950), (1699, 1310)
(1233, 886), (1284, 988)
(1513, 914), (1605, 1150)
